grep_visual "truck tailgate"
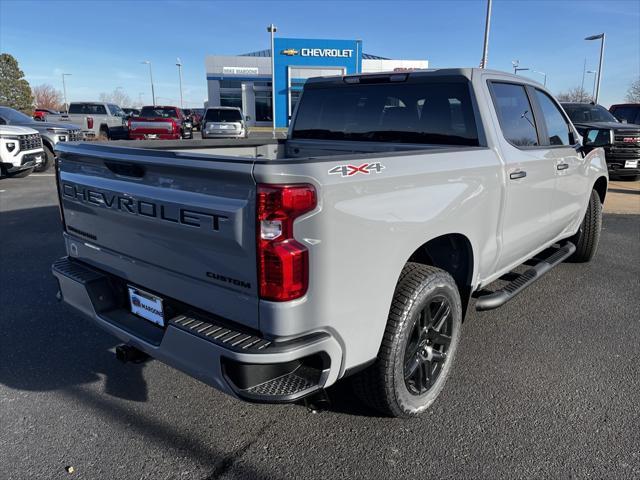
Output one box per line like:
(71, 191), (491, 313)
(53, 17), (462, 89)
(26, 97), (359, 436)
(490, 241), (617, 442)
(129, 119), (175, 134)
(56, 143), (259, 329)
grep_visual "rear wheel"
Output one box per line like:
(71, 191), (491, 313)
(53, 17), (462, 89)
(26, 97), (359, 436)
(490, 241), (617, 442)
(98, 127), (109, 141)
(351, 263), (462, 417)
(568, 189), (602, 263)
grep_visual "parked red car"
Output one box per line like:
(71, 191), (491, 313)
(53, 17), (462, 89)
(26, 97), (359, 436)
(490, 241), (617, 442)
(128, 106), (193, 140)
(33, 108), (59, 121)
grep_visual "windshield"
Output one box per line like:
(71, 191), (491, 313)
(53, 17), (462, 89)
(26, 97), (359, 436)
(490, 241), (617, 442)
(563, 104), (618, 123)
(205, 109), (242, 122)
(0, 107), (35, 123)
(291, 81), (479, 146)
(139, 107), (178, 118)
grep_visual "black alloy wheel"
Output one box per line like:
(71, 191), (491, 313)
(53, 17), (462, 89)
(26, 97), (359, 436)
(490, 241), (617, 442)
(403, 295), (452, 395)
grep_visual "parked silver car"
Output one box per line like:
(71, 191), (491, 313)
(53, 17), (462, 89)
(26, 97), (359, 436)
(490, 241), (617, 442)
(201, 107), (248, 139)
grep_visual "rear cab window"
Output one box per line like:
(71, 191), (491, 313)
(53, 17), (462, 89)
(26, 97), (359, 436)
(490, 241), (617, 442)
(291, 79), (479, 146)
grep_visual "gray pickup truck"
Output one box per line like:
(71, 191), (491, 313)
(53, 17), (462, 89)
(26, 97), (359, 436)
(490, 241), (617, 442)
(52, 68), (609, 417)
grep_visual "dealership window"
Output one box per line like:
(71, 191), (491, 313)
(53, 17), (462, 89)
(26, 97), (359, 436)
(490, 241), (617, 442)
(219, 80), (243, 89)
(255, 90), (272, 122)
(220, 91), (242, 110)
(253, 81), (272, 87)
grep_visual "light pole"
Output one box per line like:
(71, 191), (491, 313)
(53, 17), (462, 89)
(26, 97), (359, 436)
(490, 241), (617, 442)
(580, 58), (587, 102)
(176, 57), (184, 109)
(586, 70), (597, 102)
(480, 0), (492, 68)
(61, 73), (71, 113)
(533, 70), (547, 87)
(141, 61), (156, 106)
(585, 33), (605, 103)
(267, 23), (277, 138)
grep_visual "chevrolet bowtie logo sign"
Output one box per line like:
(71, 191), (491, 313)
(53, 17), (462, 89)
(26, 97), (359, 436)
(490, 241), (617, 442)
(281, 49), (299, 56)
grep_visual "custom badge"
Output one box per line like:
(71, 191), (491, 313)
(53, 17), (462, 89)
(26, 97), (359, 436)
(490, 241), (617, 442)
(328, 162), (386, 177)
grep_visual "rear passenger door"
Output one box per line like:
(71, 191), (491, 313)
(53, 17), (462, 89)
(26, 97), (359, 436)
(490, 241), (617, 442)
(489, 81), (556, 271)
(531, 89), (587, 236)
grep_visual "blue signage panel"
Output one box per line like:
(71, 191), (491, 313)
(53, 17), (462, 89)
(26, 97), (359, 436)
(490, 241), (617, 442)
(273, 38), (362, 127)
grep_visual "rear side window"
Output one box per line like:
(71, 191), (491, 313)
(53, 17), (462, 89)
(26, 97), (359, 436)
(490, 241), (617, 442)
(534, 90), (571, 146)
(490, 83), (538, 147)
(291, 81), (479, 146)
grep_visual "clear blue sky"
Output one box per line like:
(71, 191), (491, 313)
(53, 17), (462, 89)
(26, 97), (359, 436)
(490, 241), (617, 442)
(1, 0), (638, 107)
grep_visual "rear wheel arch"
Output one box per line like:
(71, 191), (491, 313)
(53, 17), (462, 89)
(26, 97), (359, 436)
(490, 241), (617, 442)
(407, 233), (474, 317)
(593, 176), (608, 204)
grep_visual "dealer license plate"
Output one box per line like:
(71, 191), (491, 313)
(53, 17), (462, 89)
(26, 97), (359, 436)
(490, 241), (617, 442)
(625, 160), (638, 168)
(128, 286), (165, 327)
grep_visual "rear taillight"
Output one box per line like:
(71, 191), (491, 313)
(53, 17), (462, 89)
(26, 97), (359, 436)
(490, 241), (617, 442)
(257, 184), (316, 301)
(172, 119), (179, 135)
(87, 117), (94, 129)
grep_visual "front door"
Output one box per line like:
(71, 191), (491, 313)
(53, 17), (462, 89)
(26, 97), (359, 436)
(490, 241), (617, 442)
(488, 81), (557, 271)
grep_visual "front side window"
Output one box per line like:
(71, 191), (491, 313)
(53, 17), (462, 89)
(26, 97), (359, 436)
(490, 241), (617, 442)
(108, 104), (124, 116)
(490, 82), (538, 147)
(534, 90), (571, 146)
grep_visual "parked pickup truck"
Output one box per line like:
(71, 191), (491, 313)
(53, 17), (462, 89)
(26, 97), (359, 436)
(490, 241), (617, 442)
(128, 106), (193, 140)
(46, 102), (127, 140)
(52, 68), (608, 417)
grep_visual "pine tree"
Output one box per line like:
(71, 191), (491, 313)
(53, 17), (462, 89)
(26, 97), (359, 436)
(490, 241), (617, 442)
(0, 53), (34, 112)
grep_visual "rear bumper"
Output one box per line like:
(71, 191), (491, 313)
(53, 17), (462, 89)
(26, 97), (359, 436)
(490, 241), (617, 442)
(52, 257), (342, 403)
(202, 130), (246, 139)
(129, 133), (181, 140)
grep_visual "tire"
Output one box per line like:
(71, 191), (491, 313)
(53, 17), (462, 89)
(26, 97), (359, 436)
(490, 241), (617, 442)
(34, 144), (54, 172)
(98, 127), (109, 141)
(7, 167), (34, 178)
(567, 189), (602, 263)
(351, 263), (462, 417)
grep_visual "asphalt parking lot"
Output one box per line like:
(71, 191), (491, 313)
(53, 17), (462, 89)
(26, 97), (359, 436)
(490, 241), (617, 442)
(1, 174), (639, 480)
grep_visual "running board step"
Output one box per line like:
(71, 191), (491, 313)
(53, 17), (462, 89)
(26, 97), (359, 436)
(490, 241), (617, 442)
(475, 242), (576, 311)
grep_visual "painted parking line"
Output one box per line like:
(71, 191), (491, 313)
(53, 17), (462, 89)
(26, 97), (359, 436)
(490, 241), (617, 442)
(31, 174), (56, 177)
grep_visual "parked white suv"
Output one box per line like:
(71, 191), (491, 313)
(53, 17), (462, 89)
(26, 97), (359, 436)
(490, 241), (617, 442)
(201, 107), (248, 139)
(0, 125), (45, 178)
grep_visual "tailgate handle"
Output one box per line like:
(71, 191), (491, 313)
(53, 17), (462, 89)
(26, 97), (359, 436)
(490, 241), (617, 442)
(105, 162), (145, 178)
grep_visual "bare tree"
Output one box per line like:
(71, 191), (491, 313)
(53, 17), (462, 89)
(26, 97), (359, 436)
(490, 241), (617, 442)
(99, 88), (132, 107)
(32, 84), (64, 110)
(556, 86), (593, 103)
(626, 79), (640, 103)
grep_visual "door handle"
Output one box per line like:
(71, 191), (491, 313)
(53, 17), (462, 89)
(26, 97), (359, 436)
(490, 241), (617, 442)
(509, 170), (527, 180)
(557, 163), (569, 171)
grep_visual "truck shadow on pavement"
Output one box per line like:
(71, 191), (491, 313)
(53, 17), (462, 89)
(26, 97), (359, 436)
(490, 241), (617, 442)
(0, 205), (285, 479)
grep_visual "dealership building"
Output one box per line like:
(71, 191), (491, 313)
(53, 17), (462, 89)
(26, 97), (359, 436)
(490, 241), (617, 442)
(205, 38), (428, 127)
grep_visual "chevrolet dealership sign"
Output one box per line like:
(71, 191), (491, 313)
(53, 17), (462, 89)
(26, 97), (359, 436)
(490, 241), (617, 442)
(281, 48), (354, 58)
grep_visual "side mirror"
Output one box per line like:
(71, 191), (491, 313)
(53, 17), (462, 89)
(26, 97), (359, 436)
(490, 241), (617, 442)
(245, 115), (251, 121)
(582, 128), (613, 148)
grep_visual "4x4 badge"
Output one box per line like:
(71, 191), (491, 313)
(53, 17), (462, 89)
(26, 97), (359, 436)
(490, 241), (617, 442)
(328, 162), (386, 177)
